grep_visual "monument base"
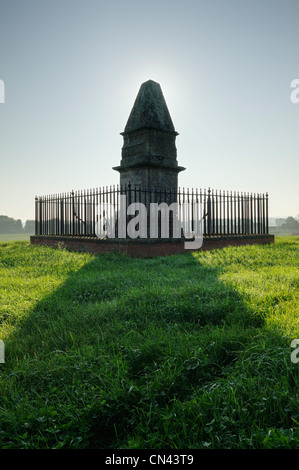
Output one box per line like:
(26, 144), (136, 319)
(30, 234), (275, 258)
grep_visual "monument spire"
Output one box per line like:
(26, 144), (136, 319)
(124, 80), (176, 134)
(113, 79), (185, 192)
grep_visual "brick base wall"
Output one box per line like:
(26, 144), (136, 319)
(30, 235), (275, 258)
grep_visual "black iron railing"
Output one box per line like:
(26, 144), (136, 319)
(35, 184), (269, 238)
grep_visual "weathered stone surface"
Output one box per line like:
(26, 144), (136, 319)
(124, 80), (175, 133)
(113, 79), (185, 192)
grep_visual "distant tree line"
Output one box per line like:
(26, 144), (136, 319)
(1, 214), (298, 235)
(274, 216), (299, 234)
(0, 216), (35, 234)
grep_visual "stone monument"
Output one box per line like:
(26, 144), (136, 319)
(113, 79), (185, 193)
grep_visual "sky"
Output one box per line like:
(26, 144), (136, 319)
(0, 0), (298, 222)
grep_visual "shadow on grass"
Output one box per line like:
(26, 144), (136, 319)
(1, 248), (293, 449)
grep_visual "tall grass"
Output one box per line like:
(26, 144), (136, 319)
(0, 237), (298, 449)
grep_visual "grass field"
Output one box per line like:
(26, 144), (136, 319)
(0, 237), (298, 449)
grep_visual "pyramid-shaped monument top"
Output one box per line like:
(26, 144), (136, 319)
(124, 80), (176, 134)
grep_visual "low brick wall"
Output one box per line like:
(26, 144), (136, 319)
(30, 234), (275, 258)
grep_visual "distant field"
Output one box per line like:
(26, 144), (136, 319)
(0, 233), (33, 241)
(0, 236), (298, 449)
(271, 231), (299, 237)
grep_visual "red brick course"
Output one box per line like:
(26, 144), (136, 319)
(30, 235), (275, 258)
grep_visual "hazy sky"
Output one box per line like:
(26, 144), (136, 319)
(0, 0), (298, 221)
